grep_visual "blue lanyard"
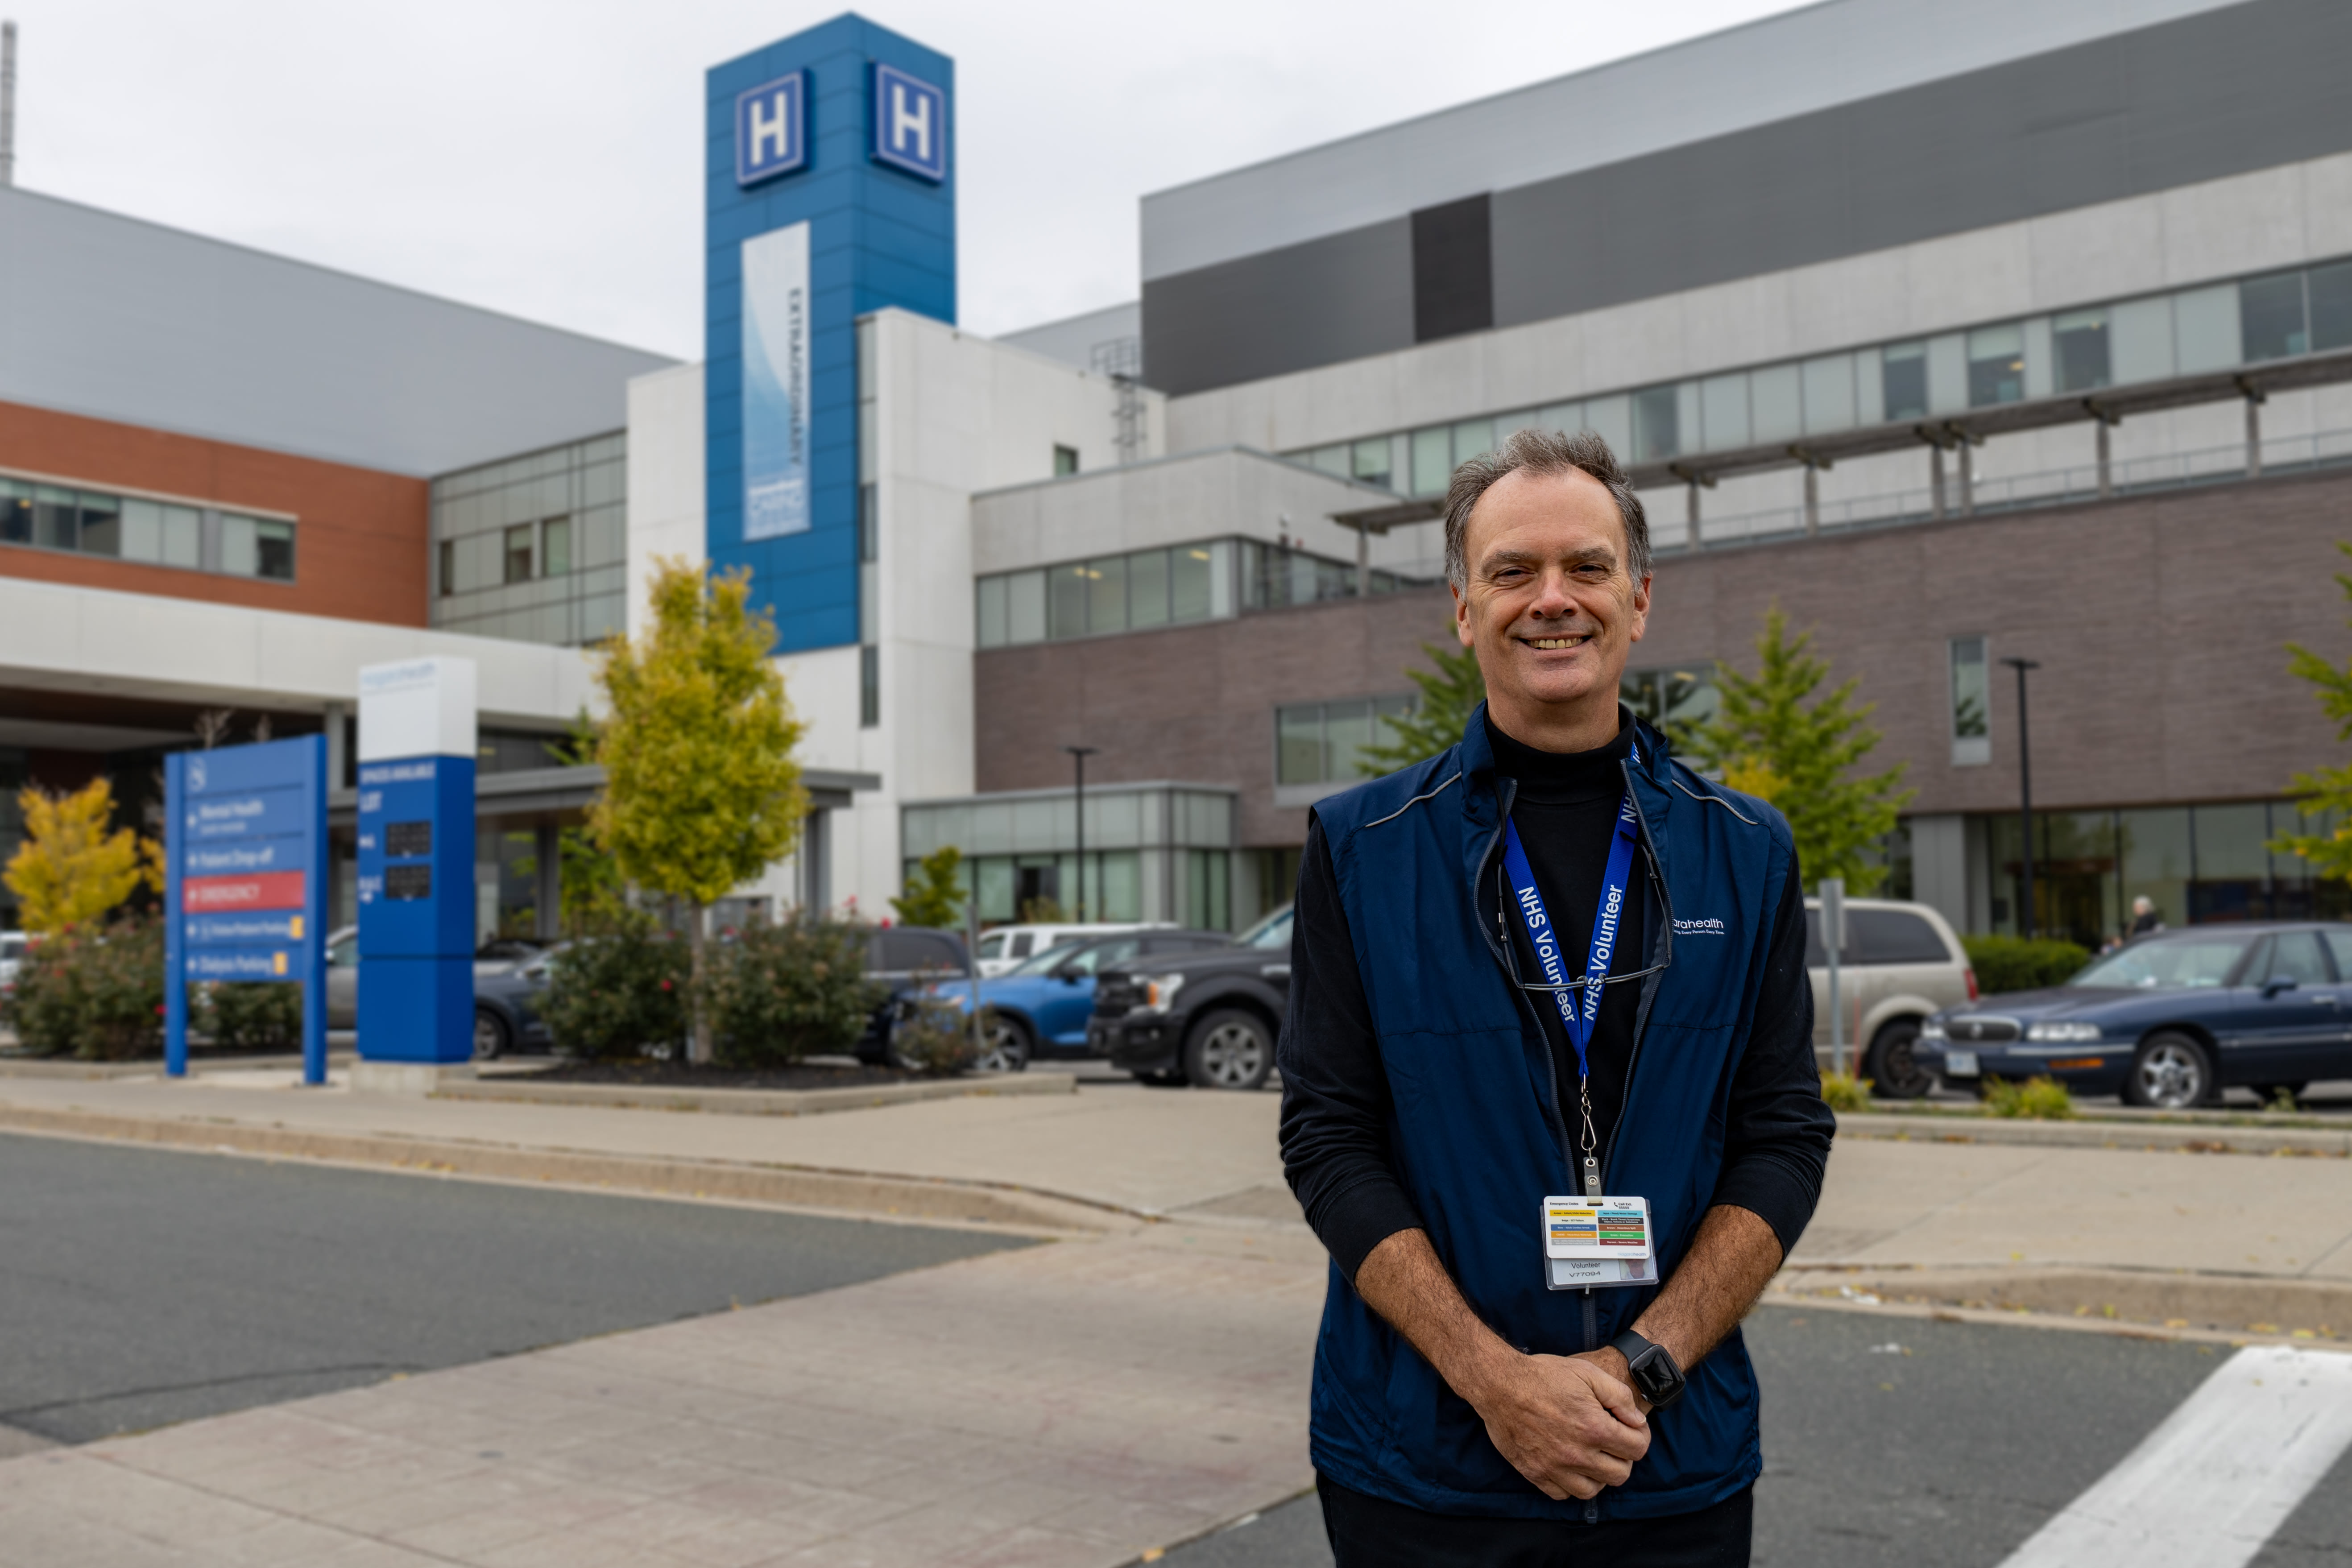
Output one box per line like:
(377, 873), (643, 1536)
(1500, 744), (1643, 1193)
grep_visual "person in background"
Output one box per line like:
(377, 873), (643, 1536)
(2127, 897), (2165, 938)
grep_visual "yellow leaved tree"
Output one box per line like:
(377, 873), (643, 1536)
(4, 778), (163, 934)
(591, 559), (808, 1064)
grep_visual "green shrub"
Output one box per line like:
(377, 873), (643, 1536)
(2, 914), (165, 1059)
(1819, 1070), (1872, 1112)
(199, 982), (304, 1050)
(1984, 1075), (2077, 1119)
(1962, 935), (2091, 995)
(889, 994), (981, 1077)
(704, 918), (880, 1067)
(539, 914), (690, 1059)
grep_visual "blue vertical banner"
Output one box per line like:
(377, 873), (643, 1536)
(741, 221), (812, 541)
(356, 658), (478, 1066)
(163, 736), (330, 1084)
(705, 17), (955, 654)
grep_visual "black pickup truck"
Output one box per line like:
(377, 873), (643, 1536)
(1088, 906), (1293, 1090)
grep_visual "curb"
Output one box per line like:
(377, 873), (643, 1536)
(0, 1052), (361, 1081)
(0, 1102), (1119, 1233)
(1835, 1111), (2352, 1157)
(1770, 1264), (2352, 1350)
(430, 1070), (1077, 1117)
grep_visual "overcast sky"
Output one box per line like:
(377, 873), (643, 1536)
(5, 1), (1802, 360)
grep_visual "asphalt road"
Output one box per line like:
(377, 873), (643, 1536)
(1164, 1306), (2352, 1567)
(0, 1131), (1027, 1444)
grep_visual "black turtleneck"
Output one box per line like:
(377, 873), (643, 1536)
(1277, 709), (1830, 1286)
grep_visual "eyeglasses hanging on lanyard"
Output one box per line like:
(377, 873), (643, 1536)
(1499, 744), (1671, 1197)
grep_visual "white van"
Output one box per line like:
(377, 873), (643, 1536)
(973, 922), (1174, 977)
(1805, 897), (1975, 1098)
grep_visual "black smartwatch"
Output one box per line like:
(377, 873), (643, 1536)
(1608, 1329), (1686, 1411)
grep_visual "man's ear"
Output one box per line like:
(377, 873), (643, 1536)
(1626, 573), (1652, 644)
(1452, 582), (1474, 648)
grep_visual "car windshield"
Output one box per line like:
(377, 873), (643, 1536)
(1005, 938), (1090, 976)
(2069, 933), (2254, 990)
(1234, 907), (1293, 951)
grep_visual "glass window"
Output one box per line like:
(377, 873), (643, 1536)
(2119, 807), (2190, 934)
(1849, 909), (1950, 965)
(1750, 365), (1801, 444)
(120, 498), (164, 562)
(1881, 343), (1927, 422)
(220, 513), (257, 577)
(976, 575), (1008, 649)
(1452, 419), (1495, 465)
(1539, 401), (1582, 436)
(1583, 395), (1631, 458)
(1049, 563), (1089, 639)
(2239, 271), (2308, 362)
(1007, 569), (1047, 644)
(2265, 930), (2331, 985)
(2053, 310), (2111, 393)
(1950, 636), (1989, 766)
(161, 505), (199, 568)
(1967, 324), (2025, 406)
(2109, 295), (2175, 384)
(1187, 849), (1231, 932)
(0, 480), (29, 543)
(542, 517), (572, 576)
(1927, 334), (1970, 413)
(1053, 445), (1079, 477)
(1801, 355), (1855, 433)
(503, 524), (534, 583)
(2313, 261), (2352, 353)
(2326, 931), (2352, 980)
(1350, 437), (1392, 489)
(1410, 427), (1451, 496)
(1700, 374), (1748, 450)
(255, 521), (294, 580)
(33, 485), (77, 550)
(72, 492), (120, 557)
(1087, 555), (1127, 634)
(1631, 386), (1679, 461)
(2190, 801), (2271, 923)
(1325, 700), (1374, 780)
(1171, 545), (1216, 623)
(1128, 548), (1170, 629)
(1277, 705), (1324, 785)
(2174, 285), (2242, 374)
(1305, 444), (1346, 477)
(859, 643), (879, 728)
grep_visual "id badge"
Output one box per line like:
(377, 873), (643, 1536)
(1541, 1195), (1660, 1291)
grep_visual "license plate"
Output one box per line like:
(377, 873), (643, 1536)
(1943, 1049), (1979, 1077)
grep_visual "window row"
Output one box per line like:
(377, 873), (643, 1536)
(976, 540), (1236, 649)
(0, 476), (294, 580)
(1294, 257), (2352, 492)
(436, 506), (623, 598)
(1275, 695), (1418, 786)
(1242, 541), (1432, 611)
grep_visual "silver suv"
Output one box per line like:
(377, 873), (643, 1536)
(1805, 897), (1975, 1098)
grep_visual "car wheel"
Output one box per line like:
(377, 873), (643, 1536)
(2122, 1032), (2212, 1109)
(1864, 1018), (1934, 1099)
(472, 1008), (510, 1062)
(1184, 1010), (1273, 1091)
(973, 1015), (1033, 1074)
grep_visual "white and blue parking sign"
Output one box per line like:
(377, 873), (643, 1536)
(736, 70), (808, 187)
(870, 63), (945, 182)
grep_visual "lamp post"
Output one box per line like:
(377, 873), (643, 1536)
(1064, 745), (1098, 922)
(2002, 657), (2041, 939)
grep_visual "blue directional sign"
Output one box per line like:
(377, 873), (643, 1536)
(735, 69), (809, 187)
(164, 736), (329, 1084)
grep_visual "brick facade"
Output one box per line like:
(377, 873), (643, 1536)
(0, 399), (428, 626)
(974, 468), (2352, 845)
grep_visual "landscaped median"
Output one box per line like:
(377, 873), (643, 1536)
(1833, 1107), (2352, 1157)
(432, 1063), (1076, 1117)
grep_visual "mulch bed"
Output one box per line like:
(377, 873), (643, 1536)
(518, 1059), (921, 1091)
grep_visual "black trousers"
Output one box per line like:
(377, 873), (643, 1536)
(1318, 1475), (1752, 1568)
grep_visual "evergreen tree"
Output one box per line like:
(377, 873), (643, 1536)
(1693, 607), (1913, 894)
(1357, 622), (1487, 775)
(592, 559), (808, 1063)
(892, 846), (966, 929)
(2273, 542), (2352, 879)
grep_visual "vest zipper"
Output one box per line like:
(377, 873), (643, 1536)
(1598, 761), (1677, 1192)
(1474, 776), (1578, 1168)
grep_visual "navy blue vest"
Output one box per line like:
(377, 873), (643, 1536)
(1307, 704), (1796, 1520)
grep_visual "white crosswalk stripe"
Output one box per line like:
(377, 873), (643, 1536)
(1999, 1345), (2352, 1568)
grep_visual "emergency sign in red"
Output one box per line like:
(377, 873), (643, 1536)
(182, 872), (307, 912)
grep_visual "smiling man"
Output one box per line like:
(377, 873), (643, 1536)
(1278, 429), (1833, 1566)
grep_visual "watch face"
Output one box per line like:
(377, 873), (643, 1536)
(1633, 1348), (1685, 1406)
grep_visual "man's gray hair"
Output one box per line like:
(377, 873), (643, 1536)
(1443, 427), (1652, 592)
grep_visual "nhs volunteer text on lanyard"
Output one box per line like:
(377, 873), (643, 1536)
(1500, 741), (1659, 1292)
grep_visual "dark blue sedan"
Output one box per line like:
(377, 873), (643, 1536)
(1916, 922), (2352, 1109)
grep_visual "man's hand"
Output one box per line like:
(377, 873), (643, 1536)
(1462, 1350), (1649, 1501)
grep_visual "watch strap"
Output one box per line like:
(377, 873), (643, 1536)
(1607, 1328), (1685, 1408)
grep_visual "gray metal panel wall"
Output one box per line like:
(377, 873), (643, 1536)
(0, 188), (675, 477)
(1493, 0), (2352, 330)
(1145, 0), (2352, 397)
(1142, 217), (1415, 400)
